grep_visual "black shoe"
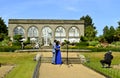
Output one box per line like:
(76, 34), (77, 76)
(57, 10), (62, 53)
(52, 63), (56, 65)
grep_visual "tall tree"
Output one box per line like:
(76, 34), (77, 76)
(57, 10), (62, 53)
(80, 15), (95, 28)
(0, 17), (7, 34)
(114, 22), (120, 41)
(0, 17), (7, 41)
(80, 15), (97, 41)
(103, 26), (115, 43)
(118, 21), (120, 28)
(109, 26), (115, 42)
(85, 26), (97, 41)
(103, 26), (109, 36)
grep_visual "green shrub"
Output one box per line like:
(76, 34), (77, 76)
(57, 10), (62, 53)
(24, 44), (33, 49)
(112, 41), (120, 46)
(76, 42), (88, 47)
(69, 46), (77, 49)
(0, 46), (21, 52)
(80, 36), (88, 42)
(86, 47), (120, 52)
(0, 40), (9, 46)
(12, 41), (21, 46)
(23, 37), (30, 46)
(87, 47), (108, 52)
(88, 41), (100, 46)
(13, 35), (23, 46)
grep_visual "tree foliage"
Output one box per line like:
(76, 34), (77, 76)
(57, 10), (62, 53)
(80, 15), (97, 41)
(0, 33), (5, 41)
(0, 17), (7, 33)
(98, 35), (106, 43)
(80, 36), (88, 42)
(80, 15), (94, 28)
(13, 35), (23, 45)
(85, 26), (97, 41)
(114, 22), (120, 41)
(13, 35), (22, 41)
(103, 26), (115, 43)
(0, 17), (7, 41)
(102, 25), (120, 43)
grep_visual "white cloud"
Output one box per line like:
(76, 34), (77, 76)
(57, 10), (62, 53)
(65, 7), (78, 12)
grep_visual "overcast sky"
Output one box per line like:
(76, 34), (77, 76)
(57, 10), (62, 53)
(0, 0), (120, 36)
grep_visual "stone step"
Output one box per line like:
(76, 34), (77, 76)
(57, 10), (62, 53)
(15, 49), (91, 52)
(41, 46), (52, 49)
(41, 57), (81, 64)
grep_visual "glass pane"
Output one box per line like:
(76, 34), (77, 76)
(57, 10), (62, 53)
(69, 38), (80, 42)
(55, 27), (66, 42)
(28, 26), (39, 37)
(42, 27), (52, 46)
(69, 27), (80, 43)
(55, 27), (66, 37)
(14, 26), (25, 36)
(69, 27), (79, 37)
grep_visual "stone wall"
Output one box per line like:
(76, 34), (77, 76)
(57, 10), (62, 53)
(8, 19), (84, 45)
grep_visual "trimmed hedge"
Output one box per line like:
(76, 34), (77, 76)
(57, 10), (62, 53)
(88, 41), (99, 46)
(0, 46), (21, 52)
(67, 45), (120, 52)
(76, 42), (89, 47)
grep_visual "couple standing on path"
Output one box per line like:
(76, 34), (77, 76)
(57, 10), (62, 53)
(52, 40), (62, 65)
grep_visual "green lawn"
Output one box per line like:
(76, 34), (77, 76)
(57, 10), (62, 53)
(0, 52), (37, 78)
(81, 52), (120, 78)
(0, 52), (120, 78)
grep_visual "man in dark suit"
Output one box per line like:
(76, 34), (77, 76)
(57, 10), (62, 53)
(51, 40), (57, 64)
(100, 50), (113, 68)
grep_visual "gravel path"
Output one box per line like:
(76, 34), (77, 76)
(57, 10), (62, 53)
(39, 63), (106, 78)
(39, 52), (106, 78)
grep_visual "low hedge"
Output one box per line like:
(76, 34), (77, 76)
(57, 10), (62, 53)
(67, 45), (120, 52)
(76, 42), (89, 47)
(86, 47), (120, 52)
(0, 46), (21, 52)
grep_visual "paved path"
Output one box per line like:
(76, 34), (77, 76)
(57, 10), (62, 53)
(39, 63), (106, 78)
(39, 52), (106, 78)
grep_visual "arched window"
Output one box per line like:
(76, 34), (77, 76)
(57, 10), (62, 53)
(55, 27), (66, 42)
(69, 27), (79, 37)
(14, 26), (25, 37)
(69, 27), (80, 42)
(42, 26), (52, 46)
(28, 26), (39, 38)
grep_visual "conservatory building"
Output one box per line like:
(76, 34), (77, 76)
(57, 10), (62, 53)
(8, 19), (84, 46)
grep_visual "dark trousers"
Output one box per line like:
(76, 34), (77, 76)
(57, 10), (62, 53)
(100, 60), (111, 67)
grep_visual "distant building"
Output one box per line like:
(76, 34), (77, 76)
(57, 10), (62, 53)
(8, 19), (84, 46)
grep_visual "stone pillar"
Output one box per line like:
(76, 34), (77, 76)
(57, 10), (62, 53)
(66, 27), (69, 41)
(24, 27), (28, 40)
